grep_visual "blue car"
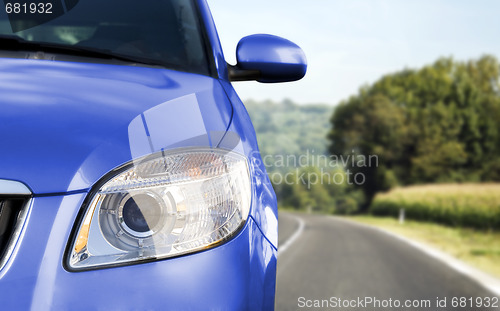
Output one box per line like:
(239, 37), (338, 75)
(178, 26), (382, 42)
(0, 0), (306, 310)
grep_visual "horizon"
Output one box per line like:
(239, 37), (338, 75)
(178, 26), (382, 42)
(208, 0), (500, 106)
(242, 55), (497, 107)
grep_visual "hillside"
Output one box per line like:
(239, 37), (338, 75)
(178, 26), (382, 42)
(244, 99), (333, 172)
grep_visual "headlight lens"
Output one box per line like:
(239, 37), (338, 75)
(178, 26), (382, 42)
(67, 148), (251, 270)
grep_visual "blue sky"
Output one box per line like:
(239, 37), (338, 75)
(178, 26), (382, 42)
(208, 0), (500, 105)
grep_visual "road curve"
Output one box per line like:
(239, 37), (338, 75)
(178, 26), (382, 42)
(276, 212), (497, 310)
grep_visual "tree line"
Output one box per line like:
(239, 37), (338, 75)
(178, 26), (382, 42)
(328, 55), (500, 210)
(247, 55), (500, 214)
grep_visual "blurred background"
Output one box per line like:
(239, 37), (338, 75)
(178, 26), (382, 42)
(209, 0), (500, 310)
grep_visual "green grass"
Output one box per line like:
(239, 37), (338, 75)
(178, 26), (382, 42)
(348, 215), (500, 278)
(371, 184), (500, 230)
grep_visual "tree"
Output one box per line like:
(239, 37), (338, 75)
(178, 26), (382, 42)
(328, 55), (500, 209)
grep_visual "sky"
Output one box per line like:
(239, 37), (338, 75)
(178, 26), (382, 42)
(208, 0), (500, 106)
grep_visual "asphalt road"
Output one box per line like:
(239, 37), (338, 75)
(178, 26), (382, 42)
(276, 212), (497, 310)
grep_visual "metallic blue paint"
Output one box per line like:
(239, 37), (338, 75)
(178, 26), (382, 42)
(236, 34), (307, 83)
(0, 58), (232, 194)
(197, 0), (229, 81)
(0, 0), (291, 309)
(217, 80), (279, 249)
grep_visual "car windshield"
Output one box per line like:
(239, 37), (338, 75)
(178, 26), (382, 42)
(0, 0), (210, 75)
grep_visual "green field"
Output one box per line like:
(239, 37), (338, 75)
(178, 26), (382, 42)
(371, 184), (500, 230)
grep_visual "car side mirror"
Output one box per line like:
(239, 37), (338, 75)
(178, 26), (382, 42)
(228, 34), (307, 83)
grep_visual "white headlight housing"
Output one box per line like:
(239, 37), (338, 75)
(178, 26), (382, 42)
(67, 148), (251, 270)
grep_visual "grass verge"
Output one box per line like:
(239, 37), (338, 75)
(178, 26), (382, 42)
(346, 215), (500, 279)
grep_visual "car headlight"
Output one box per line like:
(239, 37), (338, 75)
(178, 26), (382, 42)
(66, 148), (251, 270)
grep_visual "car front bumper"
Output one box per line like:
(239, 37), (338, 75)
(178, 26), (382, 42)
(0, 193), (277, 310)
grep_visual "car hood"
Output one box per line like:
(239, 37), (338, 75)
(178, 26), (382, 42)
(0, 58), (232, 194)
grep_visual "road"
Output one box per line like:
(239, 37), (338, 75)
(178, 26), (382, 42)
(275, 212), (497, 310)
